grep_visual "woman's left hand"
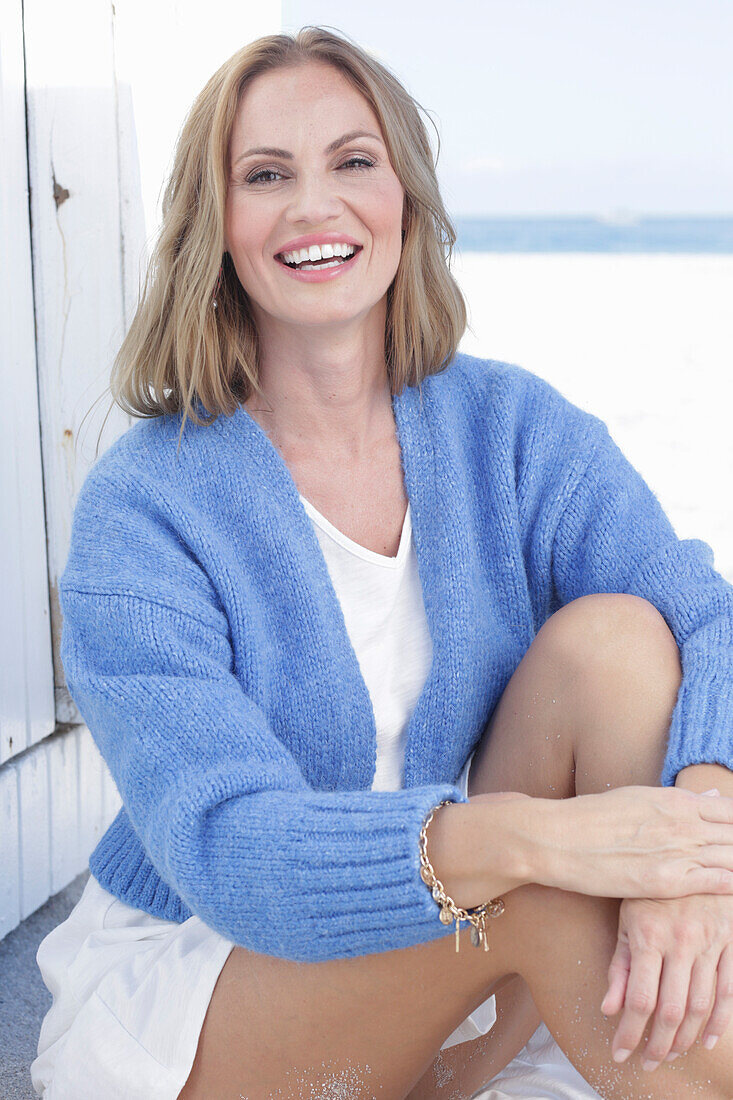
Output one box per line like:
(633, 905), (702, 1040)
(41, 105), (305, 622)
(601, 893), (733, 1069)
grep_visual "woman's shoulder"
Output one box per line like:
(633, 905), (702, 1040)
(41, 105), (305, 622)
(74, 403), (239, 518)
(82, 410), (187, 485)
(427, 353), (609, 486)
(62, 412), (230, 616)
(427, 350), (586, 429)
(428, 349), (520, 388)
(429, 350), (557, 405)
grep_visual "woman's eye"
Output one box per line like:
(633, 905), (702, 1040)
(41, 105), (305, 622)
(246, 156), (376, 185)
(247, 168), (282, 185)
(340, 156), (376, 171)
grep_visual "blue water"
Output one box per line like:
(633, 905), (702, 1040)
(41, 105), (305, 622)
(453, 216), (733, 253)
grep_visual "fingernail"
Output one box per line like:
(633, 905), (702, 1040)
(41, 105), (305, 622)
(613, 1049), (632, 1063)
(665, 1052), (680, 1062)
(642, 1059), (660, 1072)
(702, 788), (721, 796)
(704, 1034), (719, 1050)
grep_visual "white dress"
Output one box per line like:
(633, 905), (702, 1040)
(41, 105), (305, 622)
(31, 497), (600, 1099)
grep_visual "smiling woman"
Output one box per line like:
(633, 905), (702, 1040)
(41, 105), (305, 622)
(31, 22), (733, 1100)
(105, 28), (467, 444)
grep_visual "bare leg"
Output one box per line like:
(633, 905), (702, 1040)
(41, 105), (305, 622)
(408, 591), (675, 1099)
(179, 594), (733, 1099)
(455, 592), (731, 1098)
(406, 974), (542, 1100)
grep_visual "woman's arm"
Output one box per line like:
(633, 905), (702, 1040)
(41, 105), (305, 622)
(60, 581), (472, 963)
(422, 793), (534, 908)
(677, 762), (733, 796)
(59, 468), (472, 965)
(425, 786), (733, 907)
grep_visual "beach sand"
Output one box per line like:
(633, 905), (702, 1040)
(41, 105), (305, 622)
(451, 252), (733, 1094)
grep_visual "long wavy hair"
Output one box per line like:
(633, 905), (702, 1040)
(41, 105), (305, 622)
(109, 25), (468, 449)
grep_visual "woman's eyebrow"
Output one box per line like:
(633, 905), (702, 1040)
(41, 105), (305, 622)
(234, 130), (384, 165)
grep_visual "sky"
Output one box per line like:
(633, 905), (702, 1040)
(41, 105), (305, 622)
(282, 0), (733, 217)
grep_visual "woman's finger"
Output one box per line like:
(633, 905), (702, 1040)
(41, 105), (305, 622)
(641, 952), (695, 1069)
(701, 942), (733, 1052)
(694, 840), (733, 867)
(696, 798), (733, 824)
(664, 950), (718, 1058)
(678, 866), (733, 898)
(611, 947), (663, 1063)
(601, 937), (631, 1018)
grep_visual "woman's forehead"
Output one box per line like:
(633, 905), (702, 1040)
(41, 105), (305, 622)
(231, 64), (380, 149)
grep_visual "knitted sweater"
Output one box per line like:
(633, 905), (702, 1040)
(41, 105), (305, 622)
(59, 352), (733, 962)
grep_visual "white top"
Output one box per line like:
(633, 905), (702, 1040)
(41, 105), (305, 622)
(299, 494), (498, 1049)
(298, 494), (432, 791)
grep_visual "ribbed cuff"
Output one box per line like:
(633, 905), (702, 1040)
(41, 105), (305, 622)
(166, 779), (471, 960)
(662, 660), (733, 787)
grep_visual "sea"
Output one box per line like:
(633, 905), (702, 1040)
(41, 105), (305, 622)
(453, 215), (733, 253)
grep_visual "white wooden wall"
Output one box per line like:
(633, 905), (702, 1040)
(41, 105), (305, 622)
(0, 0), (281, 941)
(0, 0), (56, 765)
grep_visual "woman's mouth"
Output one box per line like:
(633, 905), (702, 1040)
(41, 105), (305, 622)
(275, 245), (363, 282)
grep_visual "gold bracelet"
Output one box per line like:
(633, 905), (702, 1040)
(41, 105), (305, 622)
(419, 799), (505, 953)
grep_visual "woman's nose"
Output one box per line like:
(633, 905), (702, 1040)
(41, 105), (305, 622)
(285, 172), (345, 223)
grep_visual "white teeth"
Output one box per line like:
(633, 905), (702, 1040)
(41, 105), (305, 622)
(297, 259), (345, 271)
(279, 242), (357, 265)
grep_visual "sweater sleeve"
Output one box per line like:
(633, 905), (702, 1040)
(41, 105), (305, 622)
(548, 411), (733, 787)
(59, 585), (468, 961)
(58, 475), (467, 963)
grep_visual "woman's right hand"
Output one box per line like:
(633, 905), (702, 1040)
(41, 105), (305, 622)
(524, 785), (733, 900)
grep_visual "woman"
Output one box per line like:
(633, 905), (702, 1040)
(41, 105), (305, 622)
(31, 25), (733, 1100)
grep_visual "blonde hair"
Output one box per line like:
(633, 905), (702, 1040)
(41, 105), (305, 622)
(109, 25), (468, 448)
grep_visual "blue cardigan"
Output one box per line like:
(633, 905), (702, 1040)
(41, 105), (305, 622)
(59, 353), (733, 962)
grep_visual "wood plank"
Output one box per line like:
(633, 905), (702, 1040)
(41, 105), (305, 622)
(23, 0), (136, 729)
(0, 0), (55, 764)
(0, 764), (21, 938)
(18, 748), (50, 920)
(48, 731), (80, 896)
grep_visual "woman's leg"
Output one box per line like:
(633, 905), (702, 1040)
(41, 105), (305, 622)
(179, 594), (733, 1100)
(412, 591), (732, 1098)
(407, 973), (543, 1100)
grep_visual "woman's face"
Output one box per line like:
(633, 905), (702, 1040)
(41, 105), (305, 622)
(224, 61), (406, 339)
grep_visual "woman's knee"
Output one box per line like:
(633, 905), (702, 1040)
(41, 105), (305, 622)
(537, 593), (682, 690)
(498, 879), (621, 988)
